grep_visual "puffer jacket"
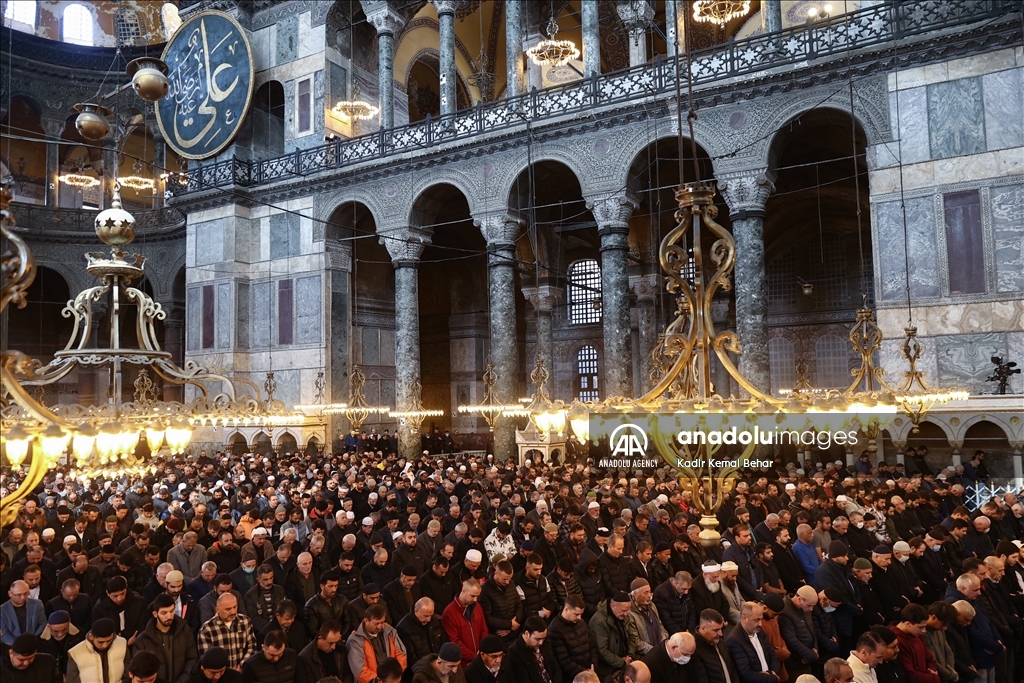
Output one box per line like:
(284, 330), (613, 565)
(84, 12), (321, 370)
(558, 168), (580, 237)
(588, 599), (629, 680)
(597, 551), (631, 597)
(779, 598), (818, 667)
(515, 571), (557, 618)
(396, 612), (447, 674)
(546, 612), (594, 680)
(240, 648), (298, 683)
(479, 578), (523, 643)
(574, 549), (605, 620)
(652, 579), (696, 634)
(546, 567), (581, 612)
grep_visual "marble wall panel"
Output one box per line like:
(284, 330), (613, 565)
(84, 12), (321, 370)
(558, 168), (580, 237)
(927, 77), (987, 160)
(361, 327), (380, 365)
(935, 331), (1008, 395)
(983, 69), (1024, 151)
(276, 15), (298, 64)
(251, 281), (272, 348)
(1006, 331), (1024, 394)
(329, 62), (347, 107)
(235, 282), (250, 348)
(270, 369), (300, 410)
(991, 184), (1024, 292)
(380, 329), (396, 366)
(296, 275), (322, 344)
(186, 287), (200, 352)
(270, 212), (300, 259)
(889, 87), (930, 165)
(876, 198), (940, 301)
(195, 221), (225, 266)
(216, 283), (232, 349)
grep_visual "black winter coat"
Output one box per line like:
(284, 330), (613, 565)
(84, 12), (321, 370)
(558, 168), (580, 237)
(240, 648), (299, 683)
(690, 576), (729, 620)
(92, 590), (150, 640)
(652, 579), (696, 634)
(547, 613), (595, 680)
(501, 634), (562, 683)
(418, 568), (458, 613)
(514, 571), (557, 619)
(133, 616), (198, 683)
(396, 612), (447, 679)
(778, 600), (817, 667)
(479, 578), (524, 642)
(643, 639), (692, 683)
(597, 552), (631, 598)
(574, 549), (605, 620)
(303, 593), (350, 638)
(690, 633), (741, 683)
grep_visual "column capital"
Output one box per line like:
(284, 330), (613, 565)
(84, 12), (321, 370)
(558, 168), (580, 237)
(521, 285), (563, 312)
(431, 0), (467, 17)
(586, 191), (639, 232)
(615, 0), (655, 36)
(40, 117), (65, 138)
(360, 1), (406, 35)
(473, 210), (522, 251)
(629, 274), (661, 303)
(379, 226), (431, 263)
(716, 170), (776, 218)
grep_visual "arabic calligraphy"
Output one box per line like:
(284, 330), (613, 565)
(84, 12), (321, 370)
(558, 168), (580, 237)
(156, 11), (253, 160)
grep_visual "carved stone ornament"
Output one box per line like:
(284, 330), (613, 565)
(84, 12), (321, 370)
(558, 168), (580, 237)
(716, 171), (776, 214)
(360, 1), (406, 35)
(586, 192), (639, 229)
(522, 285), (564, 312)
(473, 211), (523, 248)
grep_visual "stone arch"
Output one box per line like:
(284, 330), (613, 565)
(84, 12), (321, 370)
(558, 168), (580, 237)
(500, 153), (588, 209)
(762, 98), (886, 173)
(952, 413), (1018, 445)
(314, 188), (387, 241)
(612, 128), (716, 194)
(408, 179), (476, 229)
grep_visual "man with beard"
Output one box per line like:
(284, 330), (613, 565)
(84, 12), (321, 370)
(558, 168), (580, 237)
(163, 570), (201, 635)
(624, 578), (666, 658)
(304, 570), (350, 638)
(37, 610), (83, 677)
(913, 533), (950, 604)
(383, 565), (423, 624)
(395, 529), (431, 577)
(719, 562), (745, 628)
(48, 579), (92, 631)
(726, 601), (780, 682)
(589, 592), (632, 681)
(420, 557), (458, 614)
(691, 562), (730, 620)
(723, 526), (759, 600)
(690, 609), (741, 683)
(871, 626), (910, 683)
(67, 617), (130, 683)
(771, 527), (805, 593)
(851, 559), (885, 632)
(754, 542), (787, 597)
(464, 635), (506, 683)
(515, 554), (556, 620)
(132, 593), (198, 683)
(598, 535), (631, 599)
(869, 546), (909, 623)
(92, 576), (148, 646)
(244, 564), (287, 635)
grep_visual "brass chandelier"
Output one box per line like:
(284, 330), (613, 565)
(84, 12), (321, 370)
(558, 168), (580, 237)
(692, 0), (752, 27)
(527, 14), (580, 68)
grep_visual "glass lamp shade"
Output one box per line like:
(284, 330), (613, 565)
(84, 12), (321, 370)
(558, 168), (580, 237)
(145, 427), (166, 452)
(72, 423), (98, 460)
(2, 425), (32, 467)
(95, 422), (122, 460)
(547, 404), (568, 435)
(568, 400), (590, 442)
(164, 420), (193, 454)
(39, 424), (70, 461)
(118, 429), (140, 456)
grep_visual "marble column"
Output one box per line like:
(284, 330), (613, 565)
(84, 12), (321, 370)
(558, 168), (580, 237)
(383, 231), (430, 459)
(587, 192), (638, 398)
(152, 133), (167, 208)
(362, 1), (406, 130)
(41, 119), (63, 207)
(616, 1), (654, 67)
(629, 274), (659, 396)
(163, 309), (184, 402)
(505, 0), (525, 99)
(665, 0), (679, 57)
(581, 0), (601, 78)
(718, 171), (776, 397)
(522, 285), (562, 392)
(761, 0), (782, 33)
(101, 136), (117, 208)
(326, 245), (353, 448)
(475, 211), (522, 460)
(432, 0), (464, 117)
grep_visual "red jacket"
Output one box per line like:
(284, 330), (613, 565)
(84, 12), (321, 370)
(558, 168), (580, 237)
(441, 597), (489, 667)
(890, 625), (940, 683)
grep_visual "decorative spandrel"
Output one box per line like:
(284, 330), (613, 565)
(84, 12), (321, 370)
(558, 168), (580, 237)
(156, 10), (254, 160)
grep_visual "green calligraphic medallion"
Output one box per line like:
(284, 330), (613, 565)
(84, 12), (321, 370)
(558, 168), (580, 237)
(156, 10), (254, 160)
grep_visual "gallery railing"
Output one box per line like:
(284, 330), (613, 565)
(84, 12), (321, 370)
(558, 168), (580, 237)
(10, 202), (185, 235)
(169, 0), (1018, 195)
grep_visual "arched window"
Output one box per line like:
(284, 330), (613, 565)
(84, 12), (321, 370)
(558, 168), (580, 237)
(62, 3), (93, 46)
(568, 259), (601, 325)
(769, 337), (796, 395)
(577, 346), (600, 400)
(815, 334), (849, 388)
(115, 7), (142, 46)
(3, 0), (36, 30)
